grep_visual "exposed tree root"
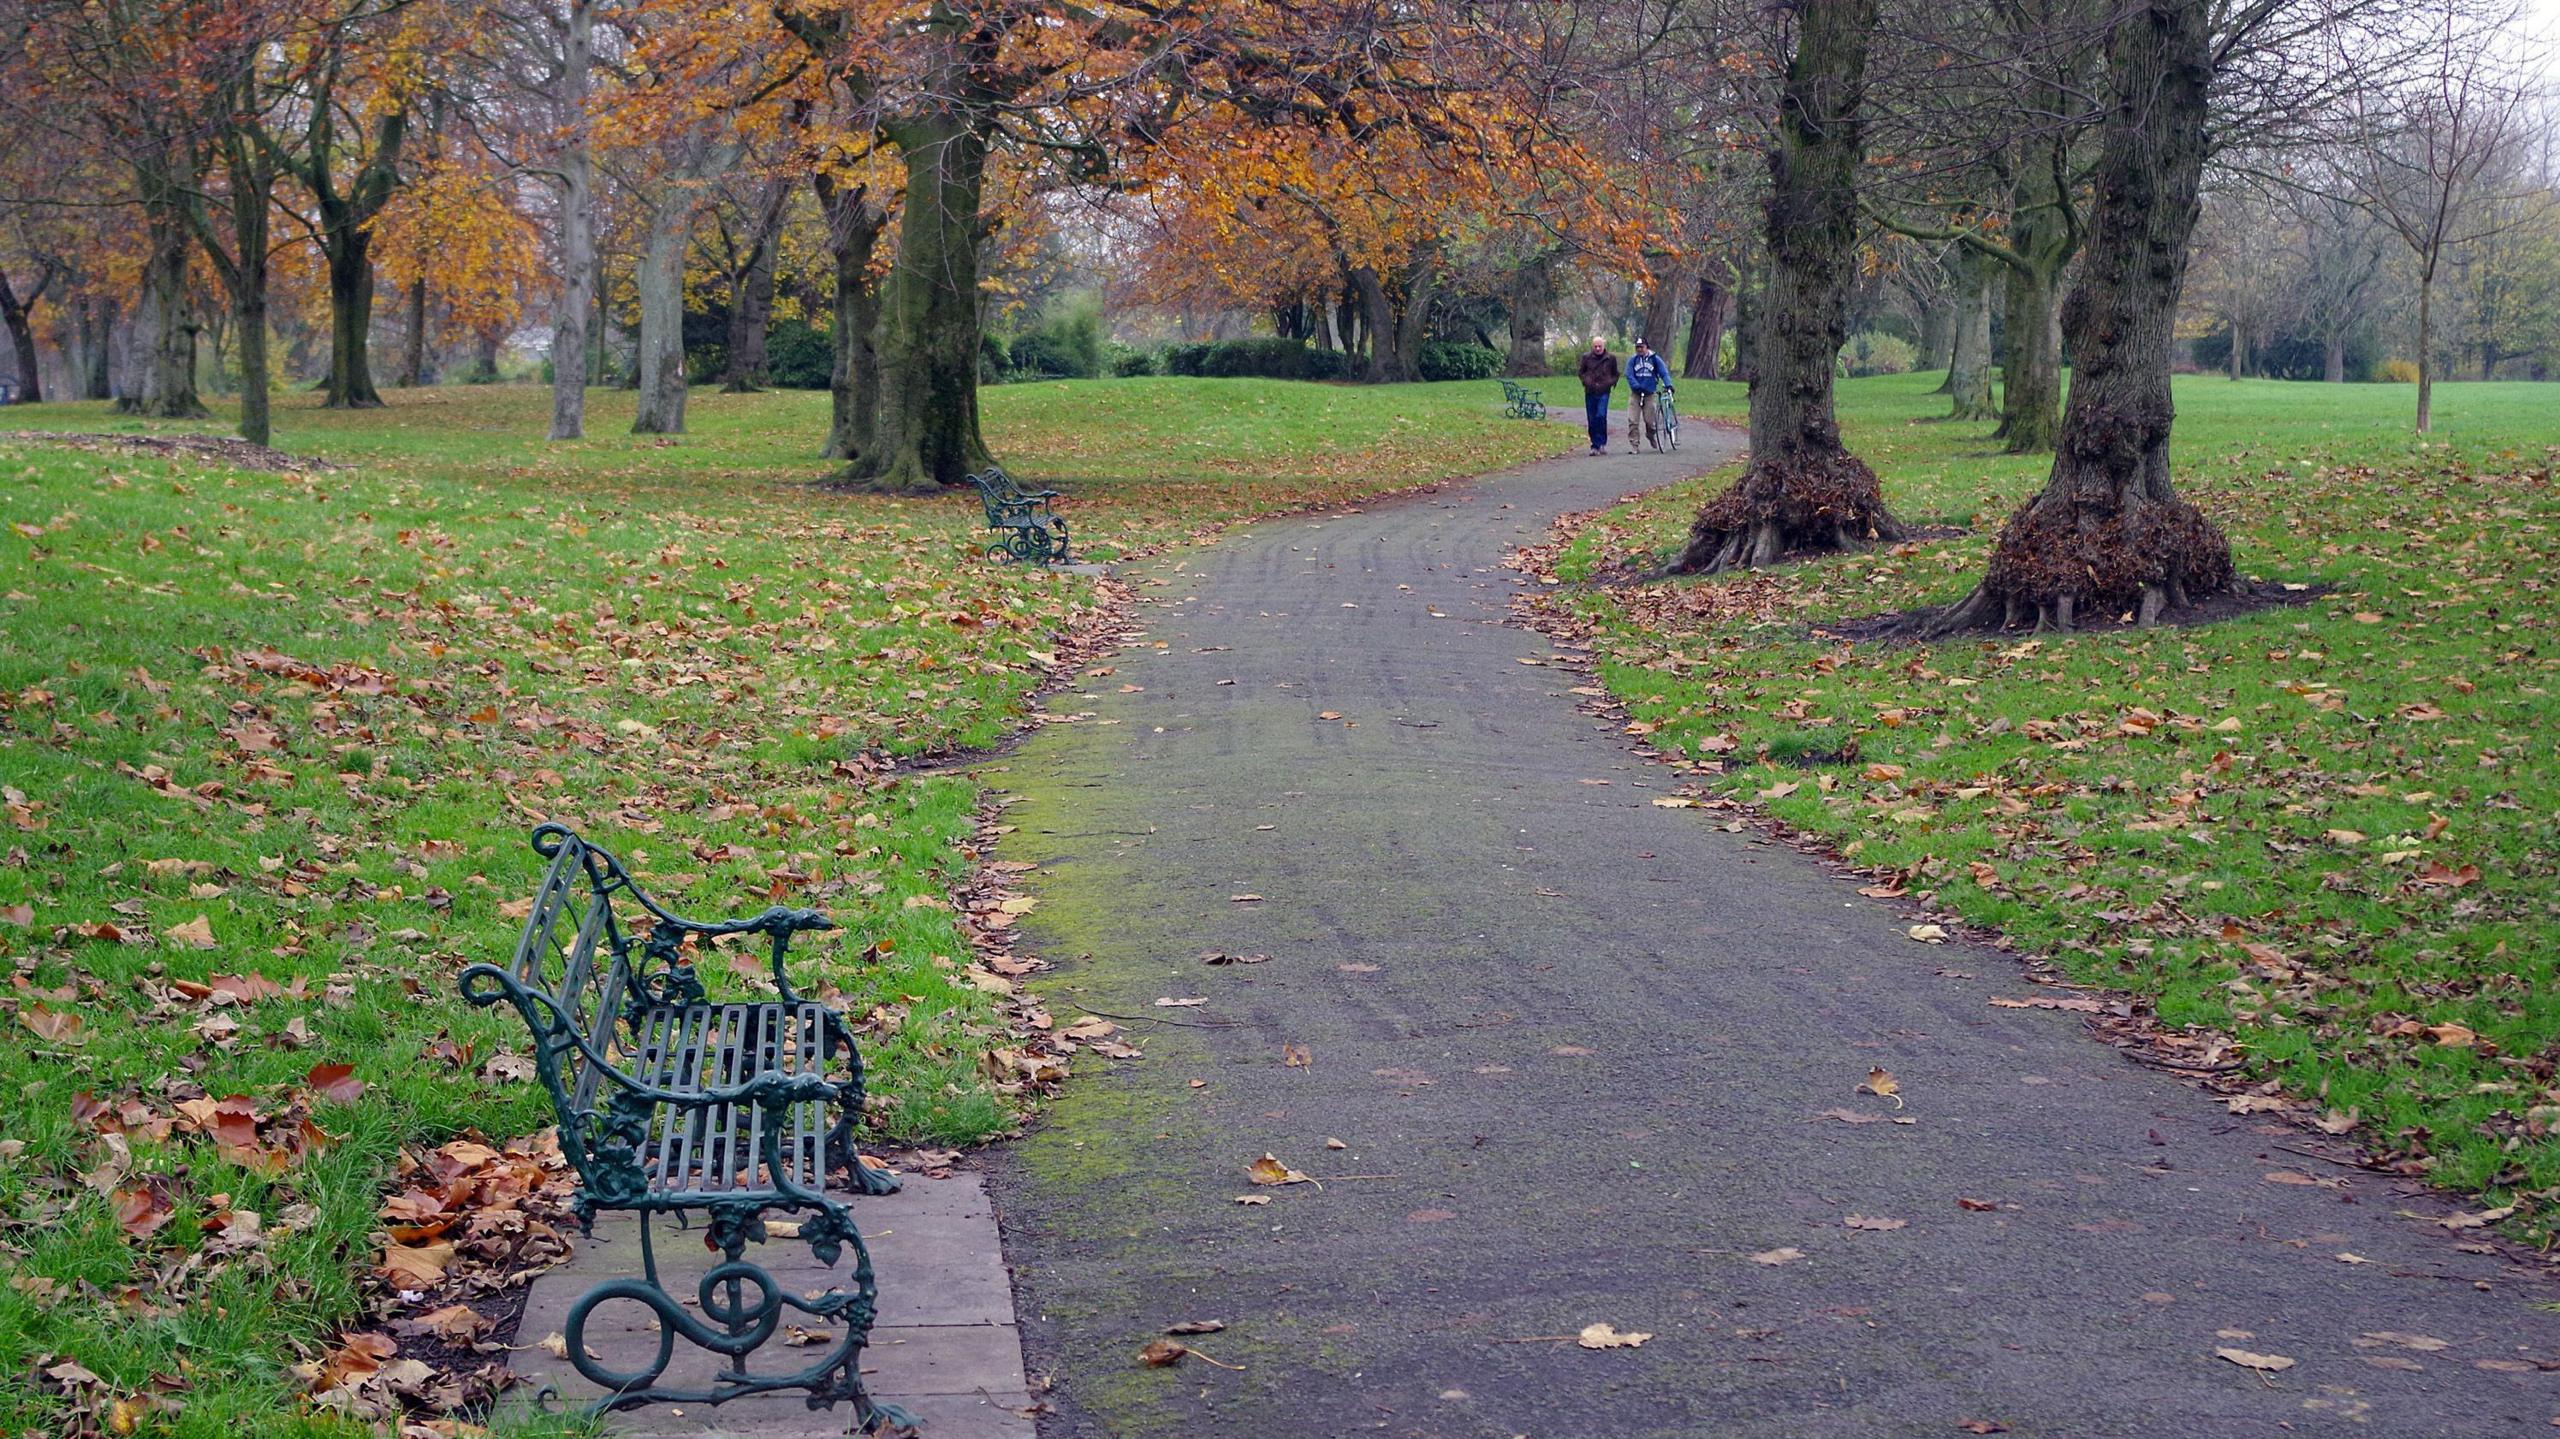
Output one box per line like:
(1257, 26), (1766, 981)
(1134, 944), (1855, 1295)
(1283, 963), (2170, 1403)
(1670, 449), (1906, 575)
(1900, 491), (2232, 638)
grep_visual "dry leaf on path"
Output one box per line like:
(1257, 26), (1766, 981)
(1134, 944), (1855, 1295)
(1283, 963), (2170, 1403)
(1857, 1068), (1904, 1109)
(1165, 1320), (1227, 1335)
(1844, 1215), (1907, 1231)
(1906, 924), (1948, 943)
(2214, 1347), (2295, 1373)
(1749, 1247), (1804, 1265)
(1576, 1324), (1651, 1350)
(1245, 1154), (1313, 1187)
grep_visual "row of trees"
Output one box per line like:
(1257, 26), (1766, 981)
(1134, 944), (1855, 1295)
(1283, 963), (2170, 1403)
(1, 0), (2545, 631)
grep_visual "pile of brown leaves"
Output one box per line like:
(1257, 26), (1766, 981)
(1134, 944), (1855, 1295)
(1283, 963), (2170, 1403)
(300, 1132), (578, 1427)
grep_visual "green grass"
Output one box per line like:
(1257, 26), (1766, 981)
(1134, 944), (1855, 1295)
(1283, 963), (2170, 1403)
(1557, 372), (2560, 1222)
(0, 377), (1572, 1434)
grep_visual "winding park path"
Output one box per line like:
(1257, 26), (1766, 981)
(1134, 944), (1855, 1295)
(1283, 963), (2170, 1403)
(985, 429), (2560, 1438)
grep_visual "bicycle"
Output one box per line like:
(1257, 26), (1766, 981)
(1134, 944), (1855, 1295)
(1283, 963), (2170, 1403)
(1657, 386), (1680, 452)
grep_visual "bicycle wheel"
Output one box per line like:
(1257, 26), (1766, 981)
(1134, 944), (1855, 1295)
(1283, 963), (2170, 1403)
(1662, 401), (1680, 451)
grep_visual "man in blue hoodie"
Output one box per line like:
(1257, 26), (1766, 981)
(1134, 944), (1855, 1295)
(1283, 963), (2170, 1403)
(1624, 339), (1672, 453)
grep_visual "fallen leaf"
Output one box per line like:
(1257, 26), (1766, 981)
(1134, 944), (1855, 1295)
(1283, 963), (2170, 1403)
(1815, 1108), (1883, 1125)
(306, 1063), (365, 1104)
(1575, 1323), (1651, 1350)
(2356, 1331), (2451, 1352)
(2440, 1204), (2515, 1230)
(21, 1005), (82, 1044)
(1845, 1215), (1907, 1231)
(1749, 1247), (1804, 1265)
(164, 914), (218, 950)
(1857, 1068), (1904, 1109)
(1906, 924), (1948, 943)
(1138, 1339), (1188, 1367)
(2214, 1347), (2295, 1373)
(1153, 997), (1208, 1008)
(1245, 1154), (1312, 1186)
(1165, 1320), (1227, 1335)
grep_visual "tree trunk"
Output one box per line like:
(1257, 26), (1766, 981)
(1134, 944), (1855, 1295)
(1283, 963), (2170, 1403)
(1730, 278), (1758, 383)
(2414, 274), (2433, 433)
(320, 230), (383, 407)
(1506, 256), (1552, 376)
(1637, 273), (1681, 354)
(0, 274), (42, 405)
(234, 294), (271, 446)
(80, 298), (114, 400)
(2227, 322), (2243, 379)
(472, 328), (501, 379)
(1919, 291), (1954, 376)
(838, 106), (992, 494)
(1351, 266), (1399, 382)
(549, 0), (595, 440)
(120, 179), (208, 419)
(1993, 254), (2063, 452)
(1914, 0), (2231, 637)
(1391, 252), (1437, 380)
(1682, 276), (1728, 380)
(1947, 252), (1997, 421)
(723, 176), (790, 393)
(816, 175), (884, 461)
(631, 188), (694, 435)
(1673, 0), (1901, 575)
(2323, 332), (2345, 383)
(400, 276), (428, 387)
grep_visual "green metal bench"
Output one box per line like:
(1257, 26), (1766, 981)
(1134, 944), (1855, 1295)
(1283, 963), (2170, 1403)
(966, 464), (1070, 564)
(1500, 378), (1547, 420)
(459, 824), (908, 1430)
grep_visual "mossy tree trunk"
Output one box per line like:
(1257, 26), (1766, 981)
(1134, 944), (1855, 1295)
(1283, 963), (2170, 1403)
(631, 187), (695, 434)
(1674, 0), (1903, 574)
(1913, 0), (2231, 636)
(1989, 149), (2074, 454)
(839, 107), (993, 494)
(548, 0), (595, 439)
(1946, 249), (1997, 421)
(816, 174), (885, 461)
(120, 166), (208, 420)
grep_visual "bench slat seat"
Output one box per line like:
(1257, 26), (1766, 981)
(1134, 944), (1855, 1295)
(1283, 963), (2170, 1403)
(633, 1000), (832, 1196)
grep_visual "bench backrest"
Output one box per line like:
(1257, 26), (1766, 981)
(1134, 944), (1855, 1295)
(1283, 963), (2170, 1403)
(967, 466), (1031, 521)
(507, 827), (637, 1175)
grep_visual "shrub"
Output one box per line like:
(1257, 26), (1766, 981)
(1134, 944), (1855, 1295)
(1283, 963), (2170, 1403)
(767, 320), (832, 390)
(978, 331), (1012, 385)
(1417, 342), (1503, 382)
(1841, 332), (1916, 377)
(1008, 294), (1106, 380)
(1154, 338), (1355, 380)
(1109, 344), (1157, 377)
(2378, 357), (2419, 384)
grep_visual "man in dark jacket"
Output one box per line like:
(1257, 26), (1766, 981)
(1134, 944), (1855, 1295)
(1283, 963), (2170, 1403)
(1576, 338), (1621, 455)
(1625, 339), (1672, 452)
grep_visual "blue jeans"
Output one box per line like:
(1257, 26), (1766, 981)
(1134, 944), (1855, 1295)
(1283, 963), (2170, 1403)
(1584, 389), (1611, 449)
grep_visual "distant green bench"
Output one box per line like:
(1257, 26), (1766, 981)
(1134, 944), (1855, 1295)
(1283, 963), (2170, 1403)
(966, 465), (1071, 565)
(1500, 379), (1547, 421)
